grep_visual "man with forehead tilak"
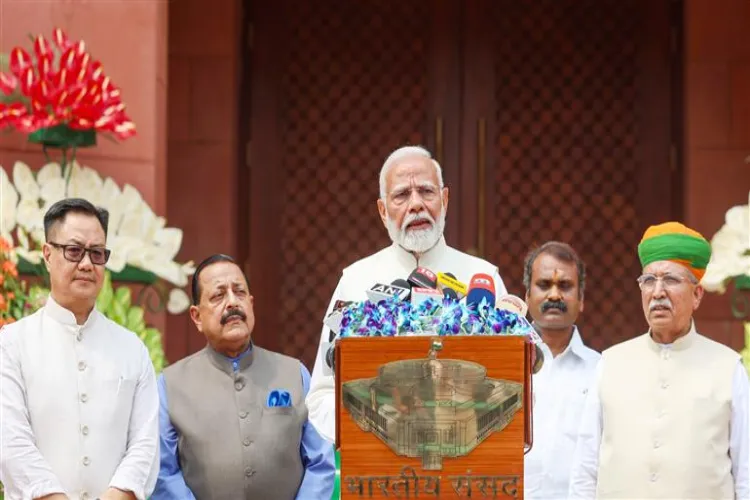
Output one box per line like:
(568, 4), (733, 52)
(522, 242), (600, 500)
(568, 222), (749, 499)
(306, 145), (508, 443)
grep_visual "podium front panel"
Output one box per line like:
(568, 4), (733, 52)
(335, 336), (527, 499)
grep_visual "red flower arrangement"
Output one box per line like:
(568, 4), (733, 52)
(0, 28), (136, 147)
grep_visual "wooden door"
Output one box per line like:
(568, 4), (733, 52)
(245, 0), (462, 366)
(243, 0), (681, 367)
(463, 0), (680, 351)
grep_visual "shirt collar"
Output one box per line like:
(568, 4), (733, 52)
(566, 327), (587, 358)
(538, 326), (590, 362)
(646, 319), (697, 352)
(44, 294), (98, 331)
(206, 341), (254, 375)
(390, 235), (448, 269)
(558, 326), (593, 361)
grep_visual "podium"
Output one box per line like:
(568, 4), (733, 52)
(334, 335), (533, 499)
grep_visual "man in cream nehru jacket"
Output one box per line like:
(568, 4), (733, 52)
(568, 222), (749, 499)
(305, 145), (508, 443)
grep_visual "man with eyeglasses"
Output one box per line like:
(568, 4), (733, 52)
(568, 222), (749, 499)
(305, 145), (509, 443)
(0, 198), (159, 500)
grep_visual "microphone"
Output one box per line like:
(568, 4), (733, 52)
(366, 282), (411, 303)
(324, 300), (354, 341)
(496, 294), (529, 317)
(325, 342), (337, 371)
(407, 267), (438, 289)
(437, 272), (467, 299)
(390, 278), (412, 300)
(466, 273), (496, 309)
(411, 286), (443, 306)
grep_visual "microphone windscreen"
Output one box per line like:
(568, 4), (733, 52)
(437, 272), (468, 298)
(443, 287), (458, 300)
(325, 343), (336, 371)
(391, 278), (412, 290)
(390, 278), (412, 299)
(366, 283), (410, 303)
(496, 294), (528, 317)
(407, 267), (438, 289)
(411, 287), (443, 307)
(466, 273), (496, 309)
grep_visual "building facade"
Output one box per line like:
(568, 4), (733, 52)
(1, 0), (748, 368)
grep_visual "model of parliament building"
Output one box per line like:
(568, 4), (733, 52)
(342, 349), (523, 470)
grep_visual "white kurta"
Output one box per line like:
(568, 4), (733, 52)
(0, 297), (159, 500)
(568, 325), (750, 500)
(524, 327), (600, 500)
(305, 236), (508, 443)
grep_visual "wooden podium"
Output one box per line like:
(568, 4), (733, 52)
(334, 335), (533, 499)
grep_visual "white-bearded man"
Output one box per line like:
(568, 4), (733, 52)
(305, 145), (509, 443)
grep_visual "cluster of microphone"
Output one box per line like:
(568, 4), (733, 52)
(324, 267), (506, 338)
(367, 267), (496, 310)
(323, 266), (535, 371)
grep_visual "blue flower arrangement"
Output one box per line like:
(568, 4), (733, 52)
(338, 296), (539, 340)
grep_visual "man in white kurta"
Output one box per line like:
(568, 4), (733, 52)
(305, 146), (508, 443)
(0, 198), (159, 500)
(568, 221), (749, 499)
(521, 242), (600, 500)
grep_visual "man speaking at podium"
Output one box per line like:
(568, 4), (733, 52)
(306, 145), (508, 443)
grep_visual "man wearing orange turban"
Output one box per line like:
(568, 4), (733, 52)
(568, 222), (749, 499)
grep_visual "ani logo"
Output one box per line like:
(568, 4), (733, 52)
(342, 339), (523, 470)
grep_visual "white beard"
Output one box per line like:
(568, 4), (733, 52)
(385, 208), (446, 253)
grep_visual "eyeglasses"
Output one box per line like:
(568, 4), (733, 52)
(48, 242), (111, 265)
(636, 273), (694, 291)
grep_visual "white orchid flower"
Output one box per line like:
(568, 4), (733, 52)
(16, 226), (29, 249)
(12, 161), (40, 201)
(3, 159), (194, 312)
(67, 164), (104, 206)
(0, 166), (19, 234)
(703, 196), (750, 293)
(128, 246), (189, 288)
(16, 199), (43, 232)
(106, 235), (143, 273)
(167, 288), (191, 314)
(100, 177), (124, 234)
(36, 162), (62, 186)
(40, 177), (66, 206)
(153, 227), (183, 261)
(15, 247), (42, 265)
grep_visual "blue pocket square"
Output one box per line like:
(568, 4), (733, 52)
(266, 389), (292, 407)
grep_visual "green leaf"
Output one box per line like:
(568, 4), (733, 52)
(734, 274), (750, 290)
(114, 285), (132, 310)
(143, 327), (163, 346)
(96, 271), (114, 312)
(126, 306), (145, 332)
(110, 298), (127, 326)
